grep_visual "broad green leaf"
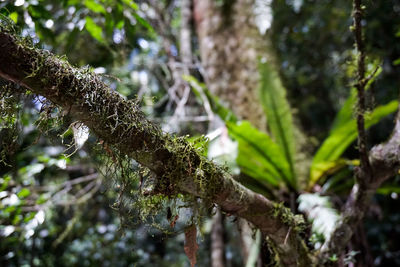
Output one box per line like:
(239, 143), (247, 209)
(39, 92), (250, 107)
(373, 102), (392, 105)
(377, 184), (400, 195)
(68, 0), (81, 5)
(227, 121), (294, 189)
(17, 188), (30, 198)
(185, 75), (294, 189)
(0, 175), (11, 191)
(259, 62), (296, 179)
(85, 16), (104, 43)
(312, 65), (384, 187)
(121, 0), (139, 11)
(24, 212), (37, 223)
(9, 12), (18, 23)
(85, 0), (106, 14)
(310, 100), (398, 187)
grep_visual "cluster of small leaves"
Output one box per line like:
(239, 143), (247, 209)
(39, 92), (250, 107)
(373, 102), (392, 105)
(1, 0), (154, 66)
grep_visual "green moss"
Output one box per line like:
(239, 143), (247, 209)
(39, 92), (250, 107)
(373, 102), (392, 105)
(271, 202), (306, 233)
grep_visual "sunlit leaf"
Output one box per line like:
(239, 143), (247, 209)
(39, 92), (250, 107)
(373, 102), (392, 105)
(330, 89), (357, 133)
(85, 16), (105, 43)
(0, 175), (11, 191)
(85, 0), (106, 14)
(17, 188), (30, 198)
(9, 12), (18, 23)
(121, 0), (139, 11)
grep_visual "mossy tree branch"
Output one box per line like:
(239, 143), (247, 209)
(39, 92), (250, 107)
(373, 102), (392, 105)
(320, 111), (400, 261)
(353, 0), (371, 180)
(319, 0), (400, 261)
(0, 30), (312, 266)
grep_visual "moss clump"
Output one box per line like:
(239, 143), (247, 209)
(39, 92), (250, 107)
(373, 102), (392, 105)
(271, 202), (306, 233)
(0, 14), (19, 35)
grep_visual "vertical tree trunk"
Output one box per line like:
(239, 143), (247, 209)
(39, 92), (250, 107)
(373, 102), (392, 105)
(193, 0), (268, 130)
(180, 2), (227, 266)
(194, 1), (271, 265)
(180, 0), (193, 69)
(211, 209), (226, 267)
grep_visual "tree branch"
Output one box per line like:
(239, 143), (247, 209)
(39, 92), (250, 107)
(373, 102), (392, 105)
(321, 111), (400, 260)
(319, 1), (400, 256)
(353, 0), (372, 182)
(0, 30), (312, 266)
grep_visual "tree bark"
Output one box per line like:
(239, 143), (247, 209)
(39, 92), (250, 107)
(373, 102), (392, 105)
(318, 0), (400, 261)
(320, 114), (400, 262)
(193, 0), (267, 130)
(211, 209), (226, 267)
(0, 30), (312, 266)
(193, 1), (273, 264)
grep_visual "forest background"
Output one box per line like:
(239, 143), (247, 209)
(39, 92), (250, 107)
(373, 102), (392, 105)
(0, 0), (400, 266)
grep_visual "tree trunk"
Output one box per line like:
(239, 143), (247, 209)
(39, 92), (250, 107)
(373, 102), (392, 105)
(193, 0), (268, 130)
(194, 1), (271, 264)
(211, 209), (226, 267)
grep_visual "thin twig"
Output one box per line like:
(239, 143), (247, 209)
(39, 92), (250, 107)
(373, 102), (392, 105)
(353, 0), (372, 182)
